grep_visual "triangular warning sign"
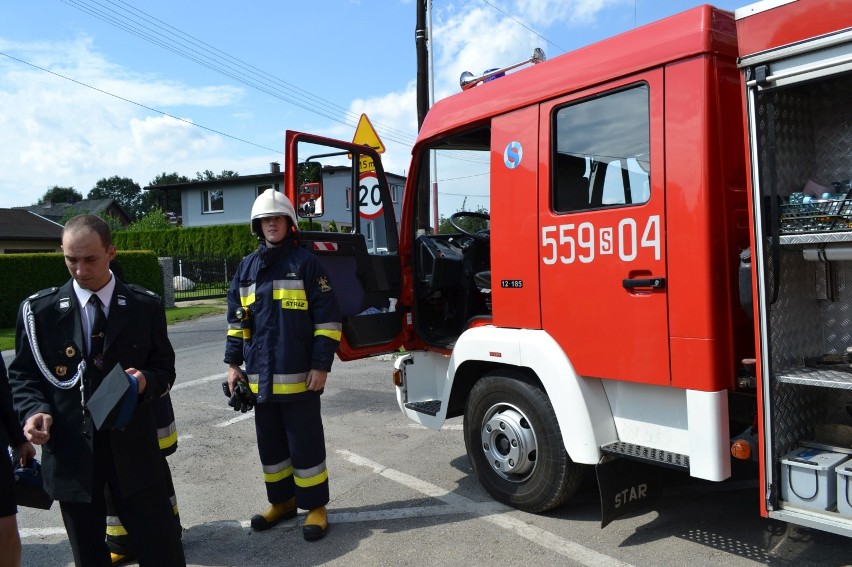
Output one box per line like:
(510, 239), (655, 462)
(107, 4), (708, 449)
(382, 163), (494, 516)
(352, 114), (385, 154)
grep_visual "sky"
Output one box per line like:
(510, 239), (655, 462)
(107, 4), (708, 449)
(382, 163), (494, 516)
(0, 0), (744, 213)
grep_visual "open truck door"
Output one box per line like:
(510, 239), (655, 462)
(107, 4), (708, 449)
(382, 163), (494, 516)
(285, 131), (403, 360)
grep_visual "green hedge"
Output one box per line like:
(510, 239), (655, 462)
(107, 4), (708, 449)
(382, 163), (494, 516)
(0, 250), (162, 328)
(2, 224), (260, 328)
(113, 224), (257, 259)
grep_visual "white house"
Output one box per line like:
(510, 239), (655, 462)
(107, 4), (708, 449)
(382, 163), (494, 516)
(147, 162), (405, 239)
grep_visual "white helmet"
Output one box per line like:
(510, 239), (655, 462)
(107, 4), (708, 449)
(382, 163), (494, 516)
(250, 188), (298, 236)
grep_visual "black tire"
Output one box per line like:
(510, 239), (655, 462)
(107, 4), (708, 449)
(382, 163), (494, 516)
(463, 370), (583, 512)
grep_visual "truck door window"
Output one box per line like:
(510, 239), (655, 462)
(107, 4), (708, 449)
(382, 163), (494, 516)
(552, 84), (650, 212)
(412, 126), (491, 346)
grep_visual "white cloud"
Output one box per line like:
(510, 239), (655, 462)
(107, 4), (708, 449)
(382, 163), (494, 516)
(515, 0), (625, 26)
(299, 0), (626, 181)
(431, 0), (627, 99)
(0, 36), (244, 207)
(0, 1), (631, 209)
(344, 84), (419, 176)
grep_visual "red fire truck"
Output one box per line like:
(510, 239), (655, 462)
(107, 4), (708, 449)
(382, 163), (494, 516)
(283, 0), (852, 537)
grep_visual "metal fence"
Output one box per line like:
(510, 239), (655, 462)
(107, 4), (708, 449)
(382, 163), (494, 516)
(172, 257), (240, 302)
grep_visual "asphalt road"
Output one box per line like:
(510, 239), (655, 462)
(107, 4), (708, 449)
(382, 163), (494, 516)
(7, 315), (852, 566)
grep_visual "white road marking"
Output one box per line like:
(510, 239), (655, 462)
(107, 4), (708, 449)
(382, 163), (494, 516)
(407, 422), (463, 430)
(232, 503), (501, 531)
(20, 528), (67, 538)
(215, 412), (254, 427)
(171, 372), (228, 392)
(335, 449), (636, 567)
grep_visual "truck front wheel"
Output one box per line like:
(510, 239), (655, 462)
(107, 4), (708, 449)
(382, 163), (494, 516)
(463, 370), (583, 512)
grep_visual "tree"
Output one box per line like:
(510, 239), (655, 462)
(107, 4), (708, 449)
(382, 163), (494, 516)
(57, 205), (124, 231)
(195, 169), (239, 181)
(88, 176), (143, 220)
(327, 219), (338, 233)
(143, 172), (189, 218)
(98, 211), (125, 234)
(438, 204), (490, 235)
(37, 186), (83, 205)
(126, 208), (176, 231)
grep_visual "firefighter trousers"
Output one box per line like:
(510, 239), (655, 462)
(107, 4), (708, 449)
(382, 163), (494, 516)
(254, 397), (329, 511)
(105, 456), (181, 556)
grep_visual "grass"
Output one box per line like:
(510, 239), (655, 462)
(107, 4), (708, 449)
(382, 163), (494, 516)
(0, 329), (13, 353)
(0, 301), (227, 352)
(165, 303), (226, 325)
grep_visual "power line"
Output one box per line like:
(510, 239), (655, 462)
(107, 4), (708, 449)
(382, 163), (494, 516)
(58, 0), (419, 147)
(0, 51), (282, 154)
(477, 0), (566, 54)
(439, 171), (489, 182)
(53, 0), (561, 148)
(439, 191), (489, 198)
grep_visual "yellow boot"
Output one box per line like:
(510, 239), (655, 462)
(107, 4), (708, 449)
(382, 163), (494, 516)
(250, 497), (296, 531)
(303, 506), (328, 541)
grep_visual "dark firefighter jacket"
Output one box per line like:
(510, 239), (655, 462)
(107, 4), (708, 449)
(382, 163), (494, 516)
(224, 240), (342, 404)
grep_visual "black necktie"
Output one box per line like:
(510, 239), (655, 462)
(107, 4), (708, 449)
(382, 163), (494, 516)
(89, 295), (106, 371)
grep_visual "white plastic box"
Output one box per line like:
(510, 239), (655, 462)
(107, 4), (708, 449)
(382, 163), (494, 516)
(780, 447), (849, 510)
(837, 462), (852, 516)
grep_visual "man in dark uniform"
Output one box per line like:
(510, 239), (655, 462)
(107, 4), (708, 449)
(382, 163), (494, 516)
(225, 189), (341, 541)
(9, 214), (185, 567)
(1, 356), (35, 567)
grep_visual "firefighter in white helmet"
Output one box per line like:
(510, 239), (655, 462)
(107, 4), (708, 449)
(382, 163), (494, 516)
(224, 188), (341, 541)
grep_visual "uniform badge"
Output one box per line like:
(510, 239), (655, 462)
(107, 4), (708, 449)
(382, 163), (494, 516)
(94, 354), (105, 370)
(317, 276), (332, 293)
(55, 365), (68, 377)
(117, 295), (127, 306)
(65, 345), (76, 358)
(59, 298), (70, 310)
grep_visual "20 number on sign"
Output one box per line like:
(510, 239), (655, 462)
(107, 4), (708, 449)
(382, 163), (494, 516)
(359, 172), (383, 220)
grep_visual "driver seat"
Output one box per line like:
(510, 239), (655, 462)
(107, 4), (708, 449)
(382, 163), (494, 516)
(473, 270), (492, 311)
(473, 270), (491, 291)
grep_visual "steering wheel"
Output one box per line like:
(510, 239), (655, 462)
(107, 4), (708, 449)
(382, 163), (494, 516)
(449, 211), (490, 243)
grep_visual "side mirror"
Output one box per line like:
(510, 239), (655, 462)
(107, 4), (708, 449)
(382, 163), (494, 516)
(297, 161), (323, 218)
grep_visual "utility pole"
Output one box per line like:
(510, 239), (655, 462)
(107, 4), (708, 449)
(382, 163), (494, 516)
(415, 0), (429, 129)
(415, 0), (435, 231)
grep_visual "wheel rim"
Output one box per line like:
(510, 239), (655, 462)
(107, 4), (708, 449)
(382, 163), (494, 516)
(479, 402), (538, 481)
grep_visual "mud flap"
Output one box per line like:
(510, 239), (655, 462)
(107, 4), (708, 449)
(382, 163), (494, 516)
(596, 455), (658, 528)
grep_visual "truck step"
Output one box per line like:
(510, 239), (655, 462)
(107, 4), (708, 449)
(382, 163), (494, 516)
(405, 400), (442, 416)
(601, 442), (690, 470)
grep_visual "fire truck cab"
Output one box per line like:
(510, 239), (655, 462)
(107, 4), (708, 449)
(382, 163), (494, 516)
(285, 0), (852, 537)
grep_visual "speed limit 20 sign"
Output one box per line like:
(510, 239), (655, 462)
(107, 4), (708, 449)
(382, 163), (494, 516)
(358, 172), (383, 220)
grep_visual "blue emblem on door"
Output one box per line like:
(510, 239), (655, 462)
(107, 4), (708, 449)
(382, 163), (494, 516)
(503, 141), (523, 169)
